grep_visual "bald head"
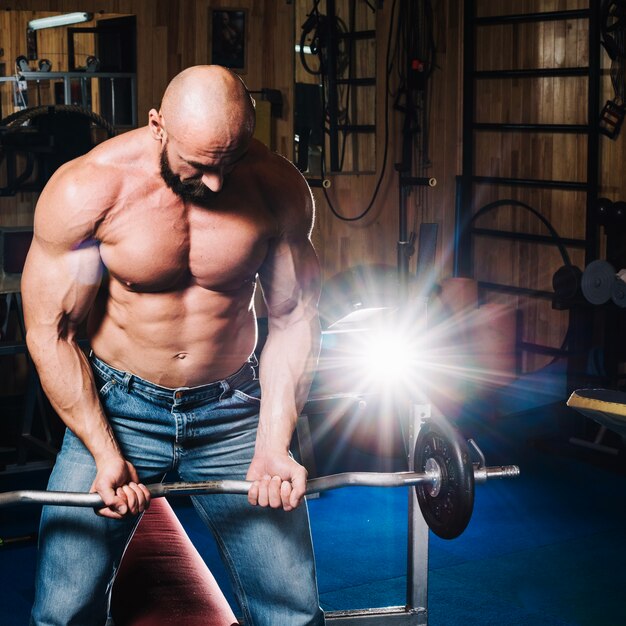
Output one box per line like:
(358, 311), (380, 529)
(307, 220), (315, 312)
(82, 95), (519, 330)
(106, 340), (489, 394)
(160, 65), (255, 146)
(148, 66), (256, 202)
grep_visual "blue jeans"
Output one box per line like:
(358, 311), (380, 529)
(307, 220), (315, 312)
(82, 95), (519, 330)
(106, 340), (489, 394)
(31, 355), (324, 626)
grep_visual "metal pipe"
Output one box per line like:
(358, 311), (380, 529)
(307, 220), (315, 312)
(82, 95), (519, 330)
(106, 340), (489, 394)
(0, 466), (520, 509)
(326, 0), (340, 171)
(63, 76), (71, 105)
(110, 78), (116, 128)
(475, 9), (590, 25)
(399, 177), (437, 187)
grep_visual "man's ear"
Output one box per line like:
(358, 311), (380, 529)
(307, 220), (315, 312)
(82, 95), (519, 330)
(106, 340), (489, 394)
(148, 109), (165, 141)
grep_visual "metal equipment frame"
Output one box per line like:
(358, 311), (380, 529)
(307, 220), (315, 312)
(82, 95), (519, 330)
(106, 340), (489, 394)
(324, 402), (431, 625)
(0, 72), (137, 128)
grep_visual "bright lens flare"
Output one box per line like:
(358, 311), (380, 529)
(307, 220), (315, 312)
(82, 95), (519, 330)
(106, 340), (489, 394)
(318, 306), (430, 398)
(356, 327), (424, 393)
(364, 331), (415, 378)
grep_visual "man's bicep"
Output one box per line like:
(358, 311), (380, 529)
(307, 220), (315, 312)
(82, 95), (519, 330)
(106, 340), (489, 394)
(259, 237), (321, 319)
(258, 159), (320, 316)
(22, 236), (103, 333)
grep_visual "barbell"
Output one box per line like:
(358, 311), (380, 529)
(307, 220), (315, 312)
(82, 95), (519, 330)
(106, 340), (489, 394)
(581, 259), (626, 308)
(0, 421), (519, 540)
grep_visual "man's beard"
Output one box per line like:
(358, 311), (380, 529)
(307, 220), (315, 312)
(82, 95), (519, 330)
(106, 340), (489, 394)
(160, 147), (216, 204)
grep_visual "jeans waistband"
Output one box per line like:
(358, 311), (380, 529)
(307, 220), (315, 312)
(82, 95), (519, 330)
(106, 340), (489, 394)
(90, 353), (258, 406)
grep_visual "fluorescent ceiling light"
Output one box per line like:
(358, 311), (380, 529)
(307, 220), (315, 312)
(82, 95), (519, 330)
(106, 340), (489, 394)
(28, 12), (92, 31)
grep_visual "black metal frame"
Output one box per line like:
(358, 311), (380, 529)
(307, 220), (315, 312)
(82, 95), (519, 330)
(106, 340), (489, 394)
(324, 0), (377, 173)
(455, 1), (602, 364)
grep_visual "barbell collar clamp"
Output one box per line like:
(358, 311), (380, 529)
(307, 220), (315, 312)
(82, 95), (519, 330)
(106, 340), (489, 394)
(473, 465), (521, 483)
(424, 458), (442, 497)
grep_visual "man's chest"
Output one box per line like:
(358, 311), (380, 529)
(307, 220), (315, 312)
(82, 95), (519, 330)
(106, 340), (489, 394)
(97, 193), (276, 292)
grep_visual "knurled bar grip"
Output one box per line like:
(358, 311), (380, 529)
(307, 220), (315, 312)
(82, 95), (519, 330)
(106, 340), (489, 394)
(0, 466), (520, 508)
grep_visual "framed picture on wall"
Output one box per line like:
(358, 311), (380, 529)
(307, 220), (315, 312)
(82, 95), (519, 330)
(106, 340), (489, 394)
(210, 9), (247, 72)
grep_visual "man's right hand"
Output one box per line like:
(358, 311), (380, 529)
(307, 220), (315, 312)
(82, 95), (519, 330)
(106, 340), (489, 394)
(90, 456), (151, 519)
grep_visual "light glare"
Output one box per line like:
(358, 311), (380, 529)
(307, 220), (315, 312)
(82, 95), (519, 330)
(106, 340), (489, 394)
(364, 330), (416, 380)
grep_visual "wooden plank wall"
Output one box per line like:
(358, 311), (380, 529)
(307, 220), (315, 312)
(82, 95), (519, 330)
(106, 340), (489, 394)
(472, 0), (589, 371)
(0, 0), (620, 385)
(0, 0), (463, 292)
(307, 1), (463, 302)
(470, 0), (621, 373)
(0, 0), (298, 394)
(0, 0), (295, 225)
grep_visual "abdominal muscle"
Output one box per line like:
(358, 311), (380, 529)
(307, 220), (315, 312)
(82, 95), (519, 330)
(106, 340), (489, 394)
(88, 279), (258, 388)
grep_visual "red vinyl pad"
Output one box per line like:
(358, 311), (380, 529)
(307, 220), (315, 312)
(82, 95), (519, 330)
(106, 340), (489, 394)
(111, 498), (239, 625)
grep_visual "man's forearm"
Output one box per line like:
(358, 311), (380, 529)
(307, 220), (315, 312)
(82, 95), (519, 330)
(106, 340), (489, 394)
(256, 315), (321, 452)
(26, 328), (121, 462)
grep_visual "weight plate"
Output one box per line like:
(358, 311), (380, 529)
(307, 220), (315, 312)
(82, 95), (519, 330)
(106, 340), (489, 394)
(413, 420), (474, 540)
(611, 275), (626, 308)
(581, 260), (615, 305)
(552, 265), (582, 301)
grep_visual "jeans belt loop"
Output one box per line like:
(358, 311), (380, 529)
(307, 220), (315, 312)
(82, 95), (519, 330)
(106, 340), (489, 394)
(219, 380), (231, 401)
(249, 354), (259, 380)
(121, 372), (132, 392)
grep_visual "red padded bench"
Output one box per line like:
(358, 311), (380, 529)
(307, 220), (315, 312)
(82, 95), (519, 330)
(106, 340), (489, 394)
(111, 498), (239, 625)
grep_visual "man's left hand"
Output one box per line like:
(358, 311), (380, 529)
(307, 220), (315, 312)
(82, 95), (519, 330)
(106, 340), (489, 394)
(246, 453), (307, 511)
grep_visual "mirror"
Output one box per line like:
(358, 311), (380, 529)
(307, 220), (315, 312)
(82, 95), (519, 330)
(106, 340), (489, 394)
(294, 1), (377, 177)
(0, 11), (136, 128)
(0, 11), (137, 197)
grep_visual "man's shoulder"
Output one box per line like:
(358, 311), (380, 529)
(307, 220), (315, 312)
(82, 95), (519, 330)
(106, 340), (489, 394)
(245, 141), (313, 212)
(81, 127), (151, 181)
(41, 128), (150, 209)
(247, 140), (304, 180)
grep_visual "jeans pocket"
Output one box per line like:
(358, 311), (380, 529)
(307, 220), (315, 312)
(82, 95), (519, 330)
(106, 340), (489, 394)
(230, 377), (261, 405)
(232, 389), (261, 405)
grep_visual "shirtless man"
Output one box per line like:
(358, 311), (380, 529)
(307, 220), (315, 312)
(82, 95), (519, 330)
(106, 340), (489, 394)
(22, 65), (324, 626)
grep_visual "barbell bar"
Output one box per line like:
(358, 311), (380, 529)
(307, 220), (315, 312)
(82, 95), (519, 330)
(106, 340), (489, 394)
(0, 422), (520, 540)
(0, 465), (519, 510)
